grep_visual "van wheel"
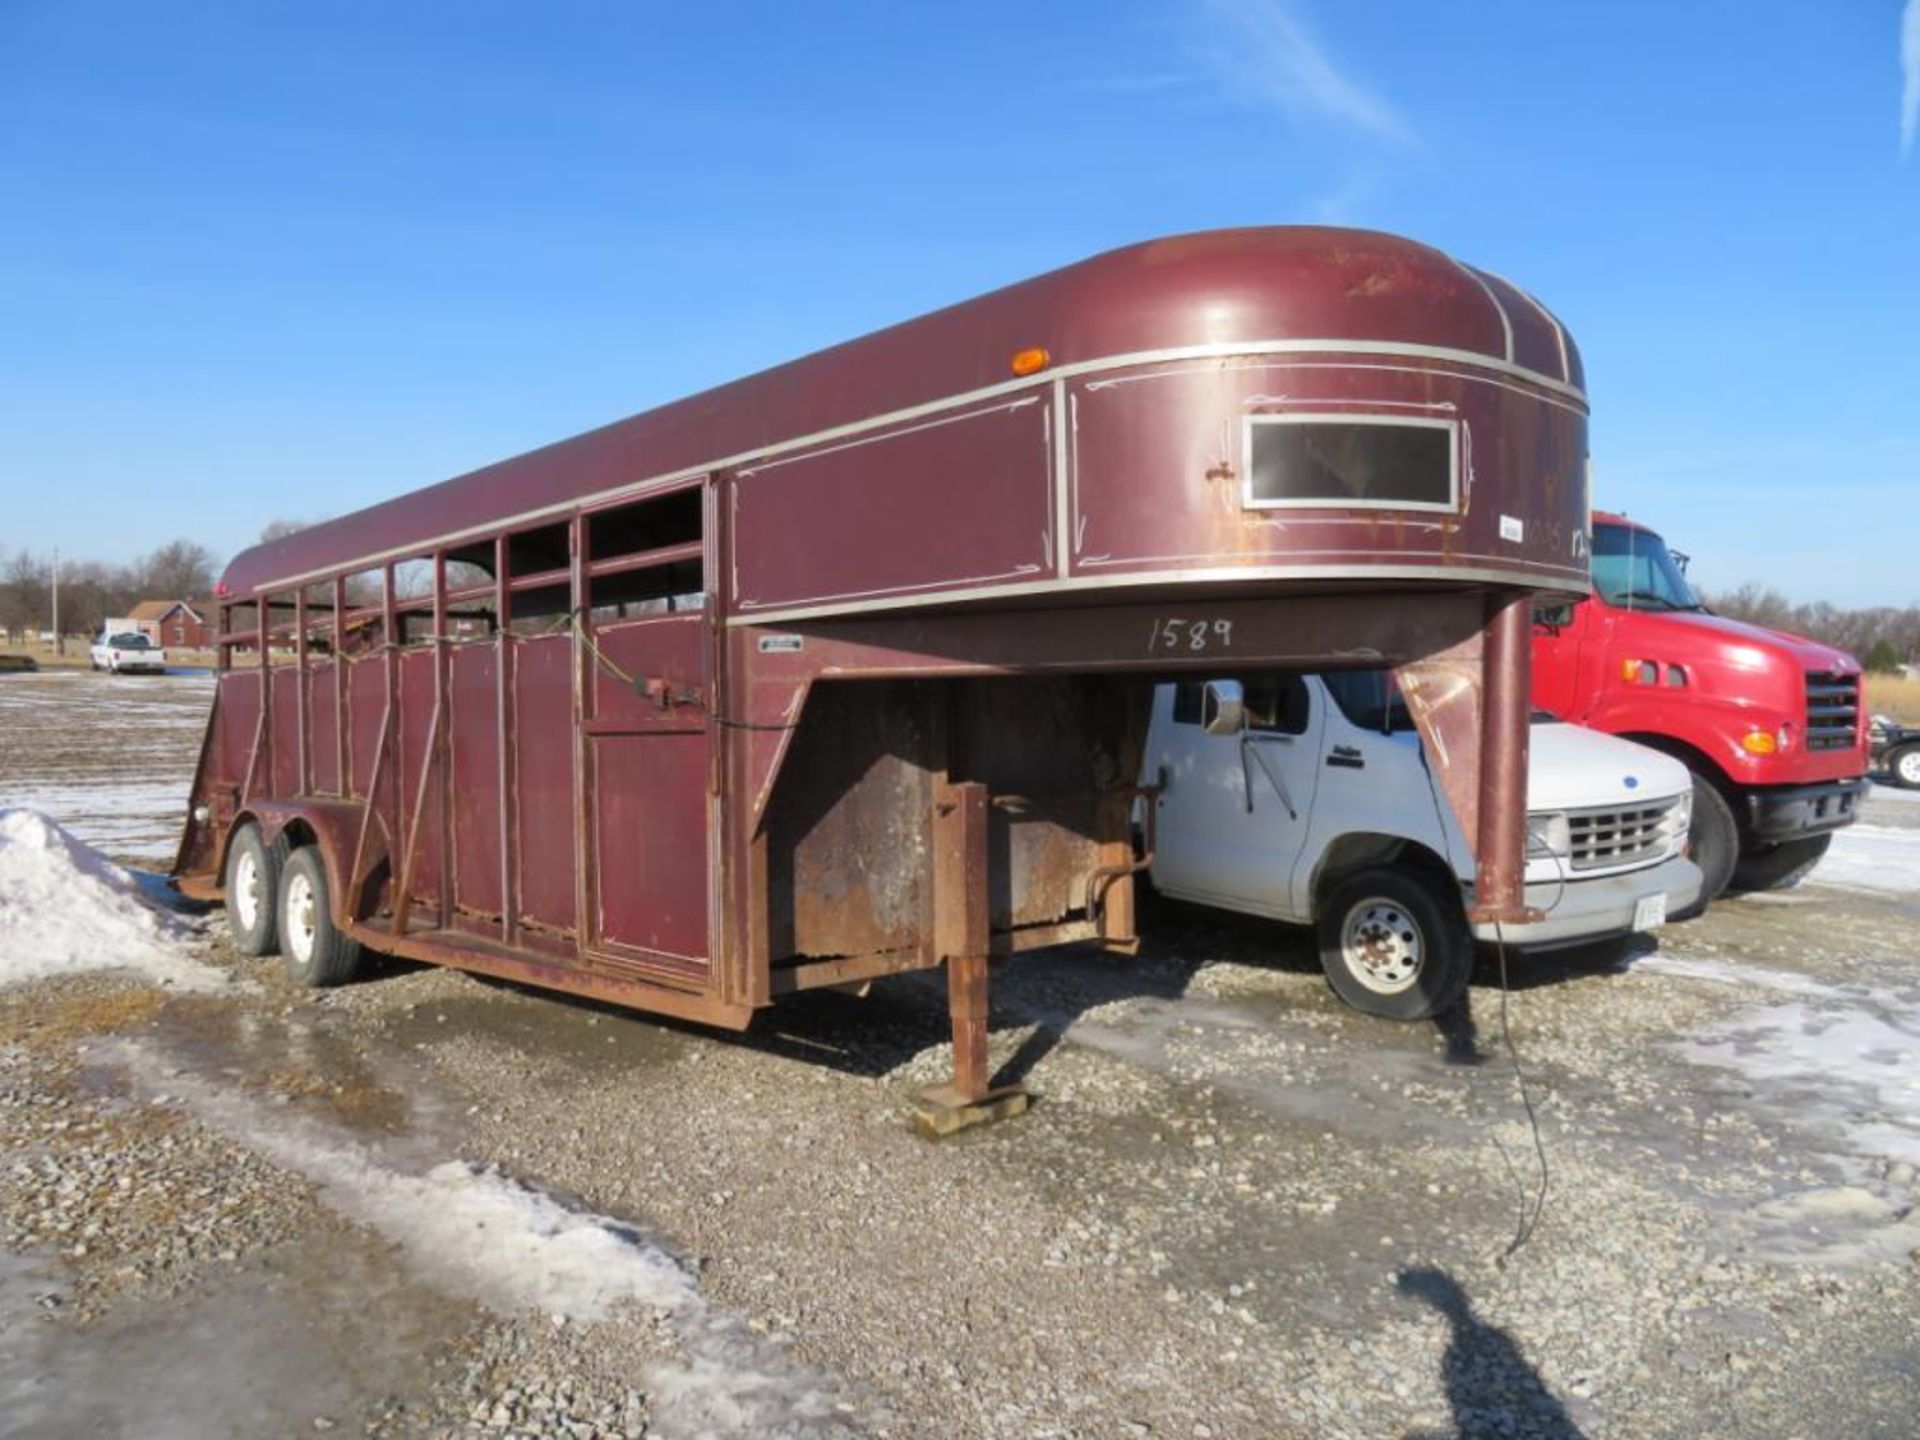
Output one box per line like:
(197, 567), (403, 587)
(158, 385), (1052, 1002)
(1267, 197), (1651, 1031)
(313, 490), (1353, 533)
(225, 823), (287, 956)
(1316, 867), (1472, 1021)
(279, 846), (363, 987)
(1731, 833), (1832, 893)
(1890, 744), (1920, 789)
(1679, 773), (1738, 915)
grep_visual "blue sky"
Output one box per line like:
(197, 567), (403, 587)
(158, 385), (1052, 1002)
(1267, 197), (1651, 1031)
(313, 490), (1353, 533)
(2, 1), (1916, 605)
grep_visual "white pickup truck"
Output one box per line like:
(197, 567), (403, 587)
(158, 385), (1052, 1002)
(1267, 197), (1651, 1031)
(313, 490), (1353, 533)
(1145, 671), (1702, 1019)
(89, 628), (167, 674)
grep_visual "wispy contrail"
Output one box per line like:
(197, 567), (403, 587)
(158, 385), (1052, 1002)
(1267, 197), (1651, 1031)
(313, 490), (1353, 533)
(1194, 0), (1407, 144)
(1904, 0), (1920, 159)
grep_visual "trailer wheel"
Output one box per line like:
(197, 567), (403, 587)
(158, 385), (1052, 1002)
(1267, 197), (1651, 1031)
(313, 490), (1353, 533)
(278, 846), (363, 988)
(1731, 833), (1832, 893)
(225, 823), (287, 957)
(1679, 773), (1738, 916)
(1315, 867), (1471, 1021)
(1890, 743), (1920, 790)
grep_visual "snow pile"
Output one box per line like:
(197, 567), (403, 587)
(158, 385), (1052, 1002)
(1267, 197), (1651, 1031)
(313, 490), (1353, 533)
(112, 1042), (853, 1433)
(1812, 823), (1920, 897)
(0, 807), (219, 990)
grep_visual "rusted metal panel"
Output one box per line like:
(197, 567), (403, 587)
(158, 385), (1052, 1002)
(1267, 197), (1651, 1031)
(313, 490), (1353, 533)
(732, 396), (1052, 615)
(590, 731), (712, 965)
(449, 645), (503, 920)
(765, 680), (932, 963)
(307, 662), (340, 795)
(397, 648), (442, 910)
(346, 656), (385, 798)
(512, 634), (577, 935)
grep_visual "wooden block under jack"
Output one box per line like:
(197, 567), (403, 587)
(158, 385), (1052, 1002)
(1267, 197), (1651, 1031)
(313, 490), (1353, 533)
(911, 1082), (1031, 1138)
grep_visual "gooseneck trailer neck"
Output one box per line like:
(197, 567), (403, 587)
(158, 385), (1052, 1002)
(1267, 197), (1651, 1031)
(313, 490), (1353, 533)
(176, 227), (1590, 1130)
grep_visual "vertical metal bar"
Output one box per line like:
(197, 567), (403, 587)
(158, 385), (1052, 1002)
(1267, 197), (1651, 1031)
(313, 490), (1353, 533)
(295, 589), (311, 796)
(333, 576), (348, 796)
(257, 593), (272, 797)
(383, 563), (400, 890)
(496, 535), (517, 948)
(1475, 588), (1532, 919)
(933, 779), (991, 1102)
(569, 514), (590, 957)
(434, 551), (451, 929)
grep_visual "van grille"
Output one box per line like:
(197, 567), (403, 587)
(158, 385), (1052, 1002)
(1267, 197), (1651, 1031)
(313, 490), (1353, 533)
(1805, 672), (1860, 751)
(1567, 798), (1683, 873)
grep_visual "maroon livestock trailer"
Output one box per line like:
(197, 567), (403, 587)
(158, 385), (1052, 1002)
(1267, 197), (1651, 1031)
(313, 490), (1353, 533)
(175, 227), (1589, 1131)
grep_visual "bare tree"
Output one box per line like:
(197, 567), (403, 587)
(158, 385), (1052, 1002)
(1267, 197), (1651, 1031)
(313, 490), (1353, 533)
(0, 550), (47, 644)
(135, 539), (219, 601)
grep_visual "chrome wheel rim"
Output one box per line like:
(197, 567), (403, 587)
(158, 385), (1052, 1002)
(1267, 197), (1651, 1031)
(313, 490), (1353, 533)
(285, 871), (317, 964)
(1899, 750), (1920, 785)
(1341, 898), (1424, 995)
(233, 849), (260, 933)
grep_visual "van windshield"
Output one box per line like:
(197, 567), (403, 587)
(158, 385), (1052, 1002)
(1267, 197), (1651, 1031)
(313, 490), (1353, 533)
(1321, 670), (1417, 734)
(1591, 522), (1703, 612)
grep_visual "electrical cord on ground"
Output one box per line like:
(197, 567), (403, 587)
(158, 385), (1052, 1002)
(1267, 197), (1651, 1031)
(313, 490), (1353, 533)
(1419, 757), (1563, 1263)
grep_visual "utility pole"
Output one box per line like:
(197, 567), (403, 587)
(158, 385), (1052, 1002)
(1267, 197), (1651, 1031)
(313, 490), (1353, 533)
(50, 547), (60, 657)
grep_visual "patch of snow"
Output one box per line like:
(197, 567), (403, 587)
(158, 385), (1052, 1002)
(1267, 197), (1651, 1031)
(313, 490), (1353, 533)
(0, 782), (188, 862)
(109, 1043), (856, 1435)
(0, 809), (221, 991)
(1627, 953), (1846, 998)
(1810, 824), (1920, 897)
(1658, 956), (1920, 1265)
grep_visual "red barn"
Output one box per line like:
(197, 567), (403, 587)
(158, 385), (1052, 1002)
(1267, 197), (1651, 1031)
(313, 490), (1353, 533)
(129, 599), (211, 649)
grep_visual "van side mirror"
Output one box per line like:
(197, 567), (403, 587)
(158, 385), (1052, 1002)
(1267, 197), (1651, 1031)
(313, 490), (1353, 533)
(1202, 679), (1246, 736)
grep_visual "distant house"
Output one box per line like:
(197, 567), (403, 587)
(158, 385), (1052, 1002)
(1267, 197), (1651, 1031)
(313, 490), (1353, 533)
(129, 599), (211, 649)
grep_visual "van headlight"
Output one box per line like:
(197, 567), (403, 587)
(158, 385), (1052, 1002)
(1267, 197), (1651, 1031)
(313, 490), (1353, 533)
(1666, 790), (1693, 854)
(1526, 812), (1571, 859)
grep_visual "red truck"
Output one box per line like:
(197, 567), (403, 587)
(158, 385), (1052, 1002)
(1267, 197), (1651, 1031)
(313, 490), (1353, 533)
(1531, 510), (1869, 904)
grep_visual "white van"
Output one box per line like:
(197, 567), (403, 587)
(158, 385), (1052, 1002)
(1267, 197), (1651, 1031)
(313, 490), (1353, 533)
(1145, 671), (1703, 1019)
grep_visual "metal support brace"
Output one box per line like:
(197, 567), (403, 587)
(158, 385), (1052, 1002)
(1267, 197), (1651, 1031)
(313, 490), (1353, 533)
(913, 780), (1029, 1137)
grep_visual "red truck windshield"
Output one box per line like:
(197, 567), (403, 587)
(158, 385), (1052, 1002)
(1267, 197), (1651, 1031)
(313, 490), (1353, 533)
(1591, 522), (1705, 613)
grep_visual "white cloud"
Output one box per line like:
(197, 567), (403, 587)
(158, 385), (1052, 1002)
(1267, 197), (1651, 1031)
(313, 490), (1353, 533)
(1902, 0), (1920, 159)
(1192, 0), (1407, 145)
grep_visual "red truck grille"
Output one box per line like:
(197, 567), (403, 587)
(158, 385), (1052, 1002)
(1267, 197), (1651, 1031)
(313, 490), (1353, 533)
(1567, 798), (1682, 873)
(1805, 672), (1860, 751)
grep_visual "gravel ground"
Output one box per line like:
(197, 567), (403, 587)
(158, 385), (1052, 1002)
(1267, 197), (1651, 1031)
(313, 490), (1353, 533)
(3, 670), (1919, 1439)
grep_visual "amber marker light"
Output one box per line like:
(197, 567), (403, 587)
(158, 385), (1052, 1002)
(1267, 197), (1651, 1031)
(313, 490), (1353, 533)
(1740, 728), (1778, 755)
(1010, 346), (1050, 376)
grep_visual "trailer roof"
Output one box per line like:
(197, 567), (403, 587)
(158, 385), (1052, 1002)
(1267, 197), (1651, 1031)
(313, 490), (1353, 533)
(223, 226), (1584, 597)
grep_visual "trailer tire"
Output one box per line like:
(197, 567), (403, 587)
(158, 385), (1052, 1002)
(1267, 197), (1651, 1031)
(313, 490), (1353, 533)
(1316, 867), (1472, 1021)
(1890, 743), (1920, 790)
(225, 823), (287, 957)
(278, 846), (363, 988)
(1731, 833), (1832, 893)
(1679, 773), (1738, 916)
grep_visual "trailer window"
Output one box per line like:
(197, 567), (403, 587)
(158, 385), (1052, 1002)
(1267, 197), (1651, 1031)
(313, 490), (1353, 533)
(588, 488), (705, 621)
(1244, 416), (1456, 512)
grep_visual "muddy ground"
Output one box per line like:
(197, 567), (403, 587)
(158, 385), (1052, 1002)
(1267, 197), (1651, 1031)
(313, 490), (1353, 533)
(2, 668), (1918, 1439)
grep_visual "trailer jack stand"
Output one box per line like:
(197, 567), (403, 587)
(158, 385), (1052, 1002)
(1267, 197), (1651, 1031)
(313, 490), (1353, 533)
(912, 950), (1028, 1138)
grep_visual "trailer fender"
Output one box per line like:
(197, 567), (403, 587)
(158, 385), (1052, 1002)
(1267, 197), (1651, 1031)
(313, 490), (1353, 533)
(235, 799), (367, 930)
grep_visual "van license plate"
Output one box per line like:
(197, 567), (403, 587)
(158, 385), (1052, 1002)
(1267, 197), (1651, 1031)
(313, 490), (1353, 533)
(1632, 894), (1667, 931)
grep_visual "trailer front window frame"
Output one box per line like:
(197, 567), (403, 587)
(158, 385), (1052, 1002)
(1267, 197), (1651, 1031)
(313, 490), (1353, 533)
(1241, 413), (1459, 515)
